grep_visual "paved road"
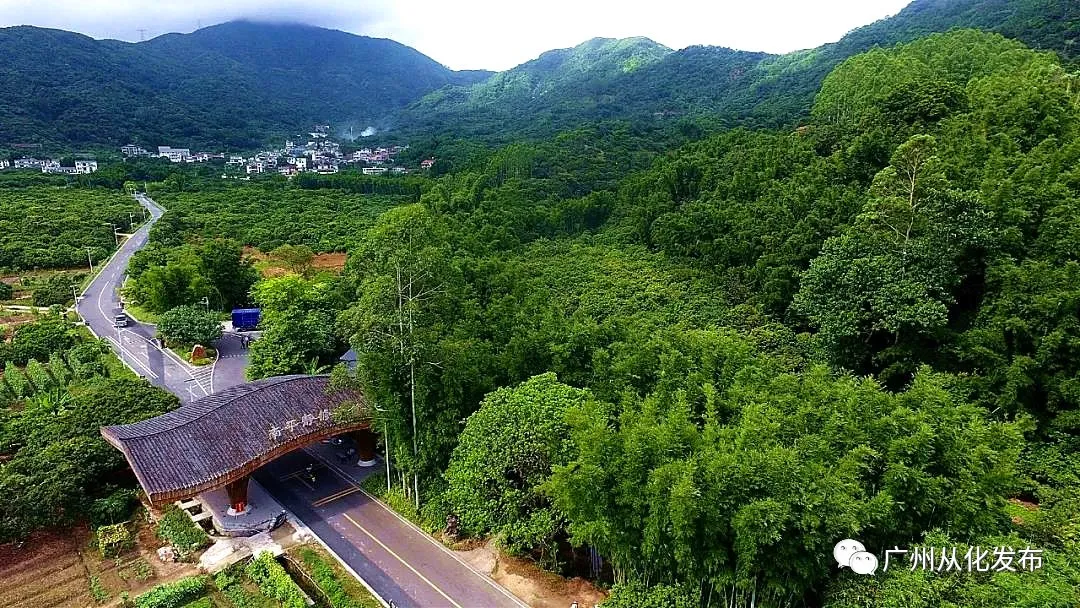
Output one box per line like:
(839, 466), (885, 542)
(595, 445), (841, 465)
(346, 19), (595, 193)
(78, 193), (527, 608)
(256, 445), (527, 608)
(75, 193), (252, 401)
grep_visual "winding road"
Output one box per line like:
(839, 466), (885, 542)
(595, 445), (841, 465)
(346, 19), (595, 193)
(77, 193), (528, 607)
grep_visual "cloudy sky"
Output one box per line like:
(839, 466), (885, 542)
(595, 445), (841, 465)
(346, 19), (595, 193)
(0, 0), (913, 71)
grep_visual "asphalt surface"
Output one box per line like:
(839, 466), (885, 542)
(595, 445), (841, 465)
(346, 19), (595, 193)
(79, 193), (528, 608)
(76, 193), (250, 401)
(256, 445), (527, 608)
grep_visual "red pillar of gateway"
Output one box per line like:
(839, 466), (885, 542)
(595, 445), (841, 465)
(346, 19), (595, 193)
(352, 428), (377, 463)
(225, 474), (250, 514)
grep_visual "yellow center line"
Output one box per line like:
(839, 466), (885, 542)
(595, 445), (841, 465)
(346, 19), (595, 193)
(341, 513), (464, 608)
(312, 486), (362, 507)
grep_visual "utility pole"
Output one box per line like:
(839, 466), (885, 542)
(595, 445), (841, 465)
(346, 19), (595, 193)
(128, 212), (136, 230)
(71, 284), (79, 305)
(86, 247), (94, 273)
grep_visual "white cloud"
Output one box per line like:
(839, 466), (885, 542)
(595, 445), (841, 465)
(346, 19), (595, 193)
(0, 0), (913, 70)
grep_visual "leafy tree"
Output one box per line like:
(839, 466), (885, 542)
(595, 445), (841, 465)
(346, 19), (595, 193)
(444, 373), (589, 556)
(0, 281), (12, 300)
(246, 275), (345, 379)
(11, 317), (73, 364)
(339, 204), (463, 507)
(271, 244), (316, 277)
(157, 305), (223, 346)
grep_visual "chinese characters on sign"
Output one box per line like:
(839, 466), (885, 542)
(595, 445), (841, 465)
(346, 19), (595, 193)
(884, 546), (1043, 573)
(267, 408), (332, 442)
(834, 539), (1043, 576)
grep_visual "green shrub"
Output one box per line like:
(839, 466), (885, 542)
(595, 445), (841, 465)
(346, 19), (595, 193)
(135, 575), (208, 608)
(297, 546), (379, 608)
(155, 505), (209, 557)
(179, 599), (212, 608)
(90, 574), (110, 603)
(97, 522), (134, 557)
(245, 552), (306, 608)
(90, 487), (140, 527)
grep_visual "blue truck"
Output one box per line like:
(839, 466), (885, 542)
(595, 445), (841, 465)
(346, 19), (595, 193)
(231, 308), (261, 331)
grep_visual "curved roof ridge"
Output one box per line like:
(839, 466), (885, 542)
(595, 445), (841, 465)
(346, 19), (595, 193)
(104, 374), (324, 440)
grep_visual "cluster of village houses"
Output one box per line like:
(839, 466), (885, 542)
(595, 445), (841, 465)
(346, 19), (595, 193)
(1, 127), (434, 178)
(0, 157), (98, 174)
(120, 126), (434, 178)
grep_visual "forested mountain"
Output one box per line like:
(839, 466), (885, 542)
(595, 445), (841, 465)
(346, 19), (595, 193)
(0, 21), (489, 149)
(396, 0), (1080, 140)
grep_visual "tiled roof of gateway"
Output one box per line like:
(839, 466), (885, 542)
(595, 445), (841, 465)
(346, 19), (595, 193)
(101, 375), (367, 505)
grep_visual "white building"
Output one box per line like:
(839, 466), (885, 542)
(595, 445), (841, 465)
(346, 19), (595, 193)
(362, 166), (388, 176)
(120, 144), (149, 157)
(14, 157), (44, 169)
(0, 159), (10, 170)
(74, 160), (98, 173)
(294, 157), (308, 171)
(158, 146), (191, 163)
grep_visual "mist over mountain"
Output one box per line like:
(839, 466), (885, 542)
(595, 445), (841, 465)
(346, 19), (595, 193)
(0, 0), (1077, 149)
(0, 21), (490, 150)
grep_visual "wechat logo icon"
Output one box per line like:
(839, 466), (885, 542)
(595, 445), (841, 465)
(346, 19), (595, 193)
(834, 539), (878, 575)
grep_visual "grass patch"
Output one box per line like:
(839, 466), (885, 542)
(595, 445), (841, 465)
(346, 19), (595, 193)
(288, 544), (381, 608)
(125, 303), (161, 325)
(155, 506), (210, 559)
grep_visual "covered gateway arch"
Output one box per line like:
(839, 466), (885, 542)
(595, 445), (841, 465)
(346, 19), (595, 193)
(102, 375), (375, 513)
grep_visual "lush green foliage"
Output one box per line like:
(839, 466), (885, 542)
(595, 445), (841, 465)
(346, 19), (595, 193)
(294, 546), (382, 608)
(245, 552), (307, 608)
(126, 238), (257, 313)
(155, 505), (211, 558)
(444, 373), (590, 555)
(0, 320), (177, 541)
(150, 187), (413, 254)
(397, 0), (1080, 142)
(0, 186), (138, 271)
(133, 575), (208, 608)
(0, 21), (487, 148)
(156, 305), (224, 346)
(246, 275), (346, 379)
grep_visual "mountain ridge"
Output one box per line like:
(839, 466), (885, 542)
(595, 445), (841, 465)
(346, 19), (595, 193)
(0, 21), (490, 150)
(393, 0), (1080, 140)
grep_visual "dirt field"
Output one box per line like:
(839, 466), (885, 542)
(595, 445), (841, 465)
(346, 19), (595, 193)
(243, 247), (348, 278)
(0, 523), (200, 608)
(456, 539), (607, 608)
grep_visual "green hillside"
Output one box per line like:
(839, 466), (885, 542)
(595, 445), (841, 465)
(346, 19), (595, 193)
(0, 21), (490, 150)
(396, 0), (1080, 140)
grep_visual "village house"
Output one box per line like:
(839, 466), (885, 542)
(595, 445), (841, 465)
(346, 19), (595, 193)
(120, 144), (149, 157)
(14, 157), (44, 169)
(420, 158), (436, 170)
(158, 146), (191, 163)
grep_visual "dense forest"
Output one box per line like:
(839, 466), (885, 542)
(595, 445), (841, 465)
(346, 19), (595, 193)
(0, 21), (488, 149)
(397, 0), (1080, 141)
(5, 4), (1080, 607)
(0, 319), (178, 541)
(0, 183), (142, 272)
(109, 28), (1080, 607)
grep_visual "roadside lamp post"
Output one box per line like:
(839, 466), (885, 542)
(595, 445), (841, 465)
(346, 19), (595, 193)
(85, 247), (94, 273)
(71, 284), (79, 306)
(199, 296), (210, 313)
(184, 378), (197, 402)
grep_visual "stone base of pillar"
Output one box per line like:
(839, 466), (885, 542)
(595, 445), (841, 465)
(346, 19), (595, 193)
(226, 504), (251, 516)
(356, 458), (378, 467)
